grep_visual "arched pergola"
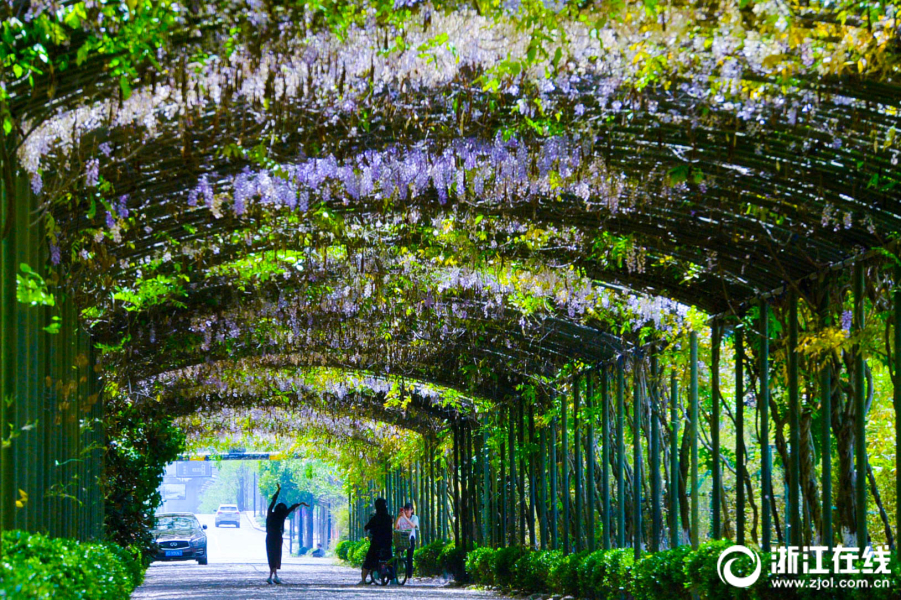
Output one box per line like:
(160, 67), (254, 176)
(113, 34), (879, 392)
(1, 0), (899, 568)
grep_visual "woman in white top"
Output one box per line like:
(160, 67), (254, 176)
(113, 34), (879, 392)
(395, 502), (420, 579)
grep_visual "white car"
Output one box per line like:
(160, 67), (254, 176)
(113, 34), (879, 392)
(215, 504), (241, 527)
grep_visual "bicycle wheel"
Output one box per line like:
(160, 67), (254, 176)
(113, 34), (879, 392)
(394, 558), (408, 586)
(377, 564), (391, 586)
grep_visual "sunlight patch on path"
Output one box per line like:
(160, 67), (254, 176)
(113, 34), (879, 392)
(132, 556), (508, 600)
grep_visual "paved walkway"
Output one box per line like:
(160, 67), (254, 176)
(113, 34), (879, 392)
(132, 556), (505, 600)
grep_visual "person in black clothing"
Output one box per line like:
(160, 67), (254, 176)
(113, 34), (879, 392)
(265, 483), (308, 585)
(359, 497), (393, 585)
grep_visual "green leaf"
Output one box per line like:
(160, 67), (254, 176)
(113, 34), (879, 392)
(42, 316), (62, 335)
(119, 76), (132, 101)
(16, 264), (55, 307)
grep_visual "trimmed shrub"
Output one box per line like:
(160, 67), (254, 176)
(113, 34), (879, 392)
(632, 545), (692, 600)
(494, 545), (528, 588)
(684, 539), (736, 600)
(515, 549), (564, 593)
(0, 530), (143, 599)
(102, 542), (146, 589)
(414, 540), (449, 576)
(577, 549), (607, 598)
(349, 539), (370, 567)
(439, 542), (467, 581)
(336, 540), (353, 561)
(595, 549), (638, 599)
(549, 550), (589, 597)
(466, 547), (497, 586)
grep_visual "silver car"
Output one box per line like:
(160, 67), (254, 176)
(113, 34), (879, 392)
(215, 504), (241, 528)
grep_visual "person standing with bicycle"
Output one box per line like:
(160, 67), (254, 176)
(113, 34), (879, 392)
(395, 502), (419, 580)
(359, 498), (393, 585)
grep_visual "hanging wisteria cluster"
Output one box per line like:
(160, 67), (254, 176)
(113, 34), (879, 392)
(5, 0), (899, 452)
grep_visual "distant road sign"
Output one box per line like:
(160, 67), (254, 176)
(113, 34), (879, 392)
(175, 462), (212, 477)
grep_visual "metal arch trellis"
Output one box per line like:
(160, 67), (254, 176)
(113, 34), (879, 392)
(1, 0), (900, 556)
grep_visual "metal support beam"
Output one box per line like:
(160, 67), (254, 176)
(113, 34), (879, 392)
(690, 331), (700, 549)
(633, 364), (643, 559)
(616, 358), (626, 549)
(574, 374), (582, 553)
(601, 368), (611, 550)
(822, 361), (832, 552)
(669, 370), (680, 549)
(650, 355), (661, 552)
(551, 413), (558, 550)
(788, 290), (802, 546)
(711, 323), (722, 539)
(895, 263), (901, 551)
(735, 326), (746, 546)
(853, 262), (867, 552)
(760, 300), (772, 552)
(587, 370), (596, 552)
(562, 384), (570, 554)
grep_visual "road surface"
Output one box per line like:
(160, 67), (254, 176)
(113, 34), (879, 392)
(133, 513), (506, 600)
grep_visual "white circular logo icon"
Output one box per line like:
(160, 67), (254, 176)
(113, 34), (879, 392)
(717, 545), (762, 588)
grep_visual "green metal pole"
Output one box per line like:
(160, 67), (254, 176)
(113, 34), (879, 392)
(617, 358), (626, 549)
(633, 364), (643, 560)
(551, 413), (558, 551)
(453, 423), (461, 546)
(760, 300), (772, 552)
(669, 370), (680, 548)
(0, 167), (14, 532)
(788, 290), (802, 547)
(690, 331), (699, 549)
(895, 263), (901, 551)
(562, 384), (570, 554)
(574, 374), (582, 553)
(518, 399), (526, 546)
(482, 428), (489, 546)
(736, 326), (746, 546)
(540, 418), (548, 550)
(853, 262), (867, 553)
(601, 368), (611, 550)
(650, 355), (661, 552)
(712, 323), (722, 540)
(528, 403), (537, 548)
(498, 417), (510, 546)
(507, 406), (516, 546)
(822, 361), (832, 552)
(587, 370), (596, 552)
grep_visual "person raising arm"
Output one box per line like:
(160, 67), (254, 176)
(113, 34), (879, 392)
(265, 483), (309, 585)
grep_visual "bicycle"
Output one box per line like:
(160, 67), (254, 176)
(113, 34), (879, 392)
(369, 531), (412, 586)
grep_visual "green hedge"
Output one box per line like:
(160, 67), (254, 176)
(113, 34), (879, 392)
(0, 530), (145, 599)
(413, 540), (449, 576)
(341, 539), (370, 567)
(632, 545), (692, 600)
(459, 541), (901, 600)
(335, 540), (353, 561)
(465, 547), (497, 585)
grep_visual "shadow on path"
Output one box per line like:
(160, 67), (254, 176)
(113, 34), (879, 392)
(132, 557), (508, 600)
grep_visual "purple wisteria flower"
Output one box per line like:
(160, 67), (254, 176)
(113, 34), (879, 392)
(85, 159), (100, 187)
(841, 310), (852, 334)
(117, 195), (129, 219)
